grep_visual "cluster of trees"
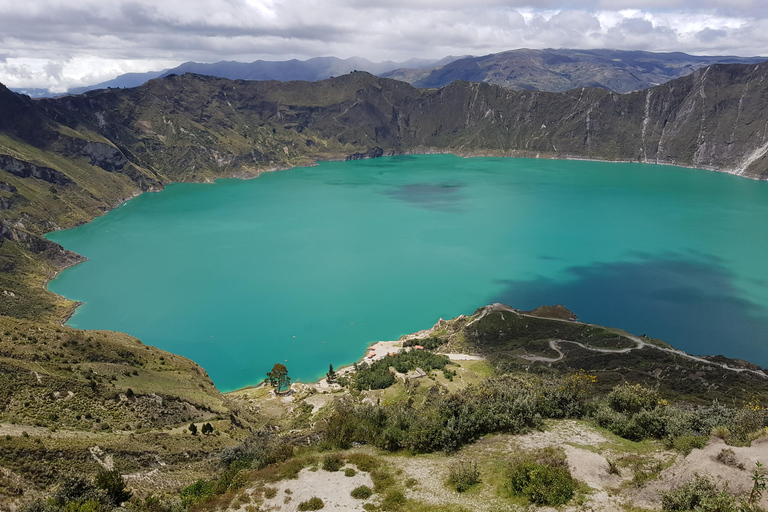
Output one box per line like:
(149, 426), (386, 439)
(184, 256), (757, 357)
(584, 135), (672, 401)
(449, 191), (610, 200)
(188, 422), (214, 435)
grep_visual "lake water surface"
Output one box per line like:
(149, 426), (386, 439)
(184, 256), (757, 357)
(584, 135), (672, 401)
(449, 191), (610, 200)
(46, 155), (768, 391)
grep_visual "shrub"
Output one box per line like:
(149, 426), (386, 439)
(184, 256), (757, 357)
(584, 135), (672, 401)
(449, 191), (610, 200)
(351, 486), (373, 499)
(94, 469), (132, 506)
(344, 468), (357, 477)
(712, 426), (732, 440)
(507, 450), (575, 506)
(297, 497), (324, 510)
(371, 469), (396, 493)
(50, 477), (112, 511)
(447, 460), (480, 492)
(660, 474), (735, 511)
(608, 383), (664, 414)
(732, 398), (767, 444)
(403, 336), (446, 350)
(322, 454), (344, 472)
(715, 448), (742, 468)
(380, 491), (406, 511)
(667, 434), (708, 455)
(219, 430), (290, 470)
(180, 480), (216, 507)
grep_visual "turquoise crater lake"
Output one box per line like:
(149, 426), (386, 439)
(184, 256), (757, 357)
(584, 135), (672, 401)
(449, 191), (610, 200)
(46, 155), (768, 391)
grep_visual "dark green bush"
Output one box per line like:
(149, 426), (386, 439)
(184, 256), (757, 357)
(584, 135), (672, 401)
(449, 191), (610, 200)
(507, 449), (575, 506)
(322, 454), (344, 472)
(180, 480), (216, 507)
(297, 497), (324, 510)
(660, 474), (737, 511)
(351, 485), (373, 499)
(94, 469), (132, 506)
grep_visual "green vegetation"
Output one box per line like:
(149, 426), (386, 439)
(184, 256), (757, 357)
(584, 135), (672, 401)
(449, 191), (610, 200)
(265, 363), (291, 393)
(321, 454), (344, 472)
(594, 382), (766, 446)
(505, 448), (575, 506)
(352, 350), (451, 390)
(325, 372), (593, 453)
(351, 486), (373, 499)
(447, 460), (480, 493)
(326, 364), (337, 384)
(297, 497), (324, 510)
(660, 466), (767, 512)
(22, 469), (132, 511)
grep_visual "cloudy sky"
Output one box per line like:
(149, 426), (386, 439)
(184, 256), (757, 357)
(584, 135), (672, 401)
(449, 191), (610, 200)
(2, 0), (768, 92)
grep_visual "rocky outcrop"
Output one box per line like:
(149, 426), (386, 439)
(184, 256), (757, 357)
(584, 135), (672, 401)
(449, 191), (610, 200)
(78, 140), (129, 172)
(0, 154), (73, 186)
(0, 222), (85, 268)
(345, 146), (384, 160)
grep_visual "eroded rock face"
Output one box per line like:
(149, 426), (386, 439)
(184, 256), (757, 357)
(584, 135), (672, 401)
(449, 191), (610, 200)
(78, 141), (129, 172)
(0, 222), (86, 268)
(0, 154), (73, 186)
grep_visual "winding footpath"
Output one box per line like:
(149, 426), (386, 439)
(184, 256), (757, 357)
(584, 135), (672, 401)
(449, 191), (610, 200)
(472, 303), (768, 380)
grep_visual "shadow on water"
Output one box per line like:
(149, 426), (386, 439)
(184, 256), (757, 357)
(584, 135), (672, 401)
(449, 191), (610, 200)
(383, 183), (465, 212)
(492, 254), (768, 367)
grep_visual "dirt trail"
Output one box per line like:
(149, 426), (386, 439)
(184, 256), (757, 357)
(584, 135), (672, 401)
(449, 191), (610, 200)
(470, 303), (767, 379)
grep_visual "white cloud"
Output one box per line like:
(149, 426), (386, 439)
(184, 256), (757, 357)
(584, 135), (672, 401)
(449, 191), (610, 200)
(1, 0), (766, 90)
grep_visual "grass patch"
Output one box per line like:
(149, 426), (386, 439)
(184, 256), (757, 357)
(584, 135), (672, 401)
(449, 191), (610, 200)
(351, 485), (373, 499)
(347, 453), (381, 473)
(322, 454), (344, 472)
(297, 496), (324, 510)
(447, 460), (480, 493)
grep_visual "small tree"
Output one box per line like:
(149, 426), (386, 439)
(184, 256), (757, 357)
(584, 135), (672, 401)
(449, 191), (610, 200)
(326, 364), (337, 384)
(95, 469), (132, 506)
(266, 363), (291, 393)
(201, 422), (214, 435)
(189, 423), (198, 435)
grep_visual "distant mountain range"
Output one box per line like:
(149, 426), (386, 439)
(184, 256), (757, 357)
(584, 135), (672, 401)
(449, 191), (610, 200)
(381, 48), (768, 93)
(11, 56), (461, 98)
(11, 49), (767, 99)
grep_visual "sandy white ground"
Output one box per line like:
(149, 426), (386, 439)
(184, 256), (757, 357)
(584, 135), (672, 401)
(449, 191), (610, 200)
(231, 466), (375, 512)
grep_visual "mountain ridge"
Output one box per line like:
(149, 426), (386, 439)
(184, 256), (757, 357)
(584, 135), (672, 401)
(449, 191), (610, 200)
(2, 63), (768, 324)
(382, 48), (768, 93)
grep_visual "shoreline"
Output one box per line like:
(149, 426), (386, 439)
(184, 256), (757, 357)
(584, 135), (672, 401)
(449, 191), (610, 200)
(39, 151), (768, 393)
(225, 339), (411, 396)
(225, 317), (487, 396)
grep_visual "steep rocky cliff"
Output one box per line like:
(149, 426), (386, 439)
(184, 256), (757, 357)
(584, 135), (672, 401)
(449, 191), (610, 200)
(2, 63), (768, 320)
